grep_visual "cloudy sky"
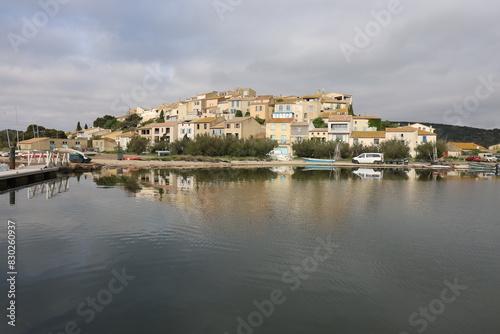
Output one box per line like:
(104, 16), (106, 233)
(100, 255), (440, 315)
(1, 0), (499, 132)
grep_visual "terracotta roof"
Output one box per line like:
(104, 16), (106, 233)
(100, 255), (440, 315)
(191, 117), (222, 123)
(266, 118), (295, 123)
(211, 122), (226, 129)
(328, 115), (352, 122)
(255, 95), (273, 100)
(353, 116), (381, 120)
(417, 129), (437, 136)
(302, 94), (322, 99)
(151, 121), (180, 127)
(291, 122), (309, 126)
(225, 117), (253, 123)
(19, 137), (50, 144)
(275, 98), (299, 104)
(309, 128), (328, 132)
(448, 142), (487, 151)
(385, 127), (418, 133)
(351, 131), (386, 138)
(321, 98), (347, 103)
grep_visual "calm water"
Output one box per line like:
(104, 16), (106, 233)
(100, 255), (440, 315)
(1, 168), (499, 334)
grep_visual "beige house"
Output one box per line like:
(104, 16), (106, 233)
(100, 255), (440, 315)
(409, 123), (435, 133)
(445, 142), (487, 157)
(192, 117), (225, 137)
(309, 128), (328, 142)
(266, 118), (295, 155)
(350, 131), (386, 146)
(385, 127), (420, 157)
(18, 137), (88, 151)
(327, 115), (353, 142)
(138, 122), (180, 143)
(115, 132), (135, 150)
(224, 117), (263, 139)
(92, 138), (116, 152)
(250, 95), (275, 120)
(210, 122), (225, 137)
(488, 143), (500, 153)
(300, 94), (322, 121)
(227, 97), (255, 118)
(352, 116), (381, 132)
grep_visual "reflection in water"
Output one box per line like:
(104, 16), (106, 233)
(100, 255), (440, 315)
(1, 175), (71, 204)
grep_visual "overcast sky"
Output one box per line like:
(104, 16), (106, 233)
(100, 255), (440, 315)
(1, 0), (499, 132)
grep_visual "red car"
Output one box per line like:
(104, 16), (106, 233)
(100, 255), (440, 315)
(465, 156), (482, 162)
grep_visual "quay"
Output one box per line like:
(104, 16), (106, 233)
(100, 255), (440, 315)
(0, 166), (59, 191)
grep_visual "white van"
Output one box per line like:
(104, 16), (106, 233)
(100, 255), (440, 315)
(352, 153), (384, 164)
(478, 153), (497, 162)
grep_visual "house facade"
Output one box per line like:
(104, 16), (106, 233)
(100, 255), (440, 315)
(192, 117), (226, 137)
(290, 122), (312, 143)
(327, 115), (353, 142)
(224, 117), (263, 139)
(350, 131), (385, 146)
(250, 95), (275, 120)
(266, 118), (295, 155)
(18, 137), (88, 151)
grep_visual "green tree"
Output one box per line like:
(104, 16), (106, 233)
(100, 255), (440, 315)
(235, 110), (243, 117)
(93, 115), (116, 128)
(127, 135), (149, 154)
(348, 104), (354, 116)
(244, 111), (251, 117)
(156, 110), (165, 123)
(254, 117), (266, 125)
(312, 117), (326, 128)
(121, 114), (142, 129)
(76, 121), (82, 131)
(380, 120), (398, 130)
(84, 123), (88, 129)
(379, 139), (410, 159)
(368, 119), (382, 131)
(415, 140), (447, 161)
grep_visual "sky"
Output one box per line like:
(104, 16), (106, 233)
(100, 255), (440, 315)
(1, 0), (499, 132)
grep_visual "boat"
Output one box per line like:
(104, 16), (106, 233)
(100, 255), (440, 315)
(302, 166), (336, 171)
(303, 158), (336, 164)
(468, 163), (496, 170)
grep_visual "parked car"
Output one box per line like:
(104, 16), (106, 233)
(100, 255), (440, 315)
(495, 155), (500, 162)
(352, 153), (384, 164)
(478, 153), (497, 162)
(69, 153), (92, 163)
(465, 156), (482, 162)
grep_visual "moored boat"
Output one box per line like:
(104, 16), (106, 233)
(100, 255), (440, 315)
(303, 158), (336, 164)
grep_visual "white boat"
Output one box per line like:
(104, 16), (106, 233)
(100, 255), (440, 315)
(303, 158), (336, 164)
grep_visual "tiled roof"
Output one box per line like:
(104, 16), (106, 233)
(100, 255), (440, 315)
(417, 129), (437, 136)
(353, 116), (381, 120)
(309, 128), (328, 132)
(328, 115), (352, 122)
(225, 117), (253, 123)
(191, 117), (221, 123)
(302, 94), (322, 99)
(449, 142), (487, 150)
(19, 137), (50, 144)
(385, 127), (418, 133)
(351, 131), (386, 138)
(211, 122), (226, 129)
(266, 118), (295, 123)
(291, 122), (309, 126)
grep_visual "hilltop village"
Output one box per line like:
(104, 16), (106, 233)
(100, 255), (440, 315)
(18, 87), (442, 157)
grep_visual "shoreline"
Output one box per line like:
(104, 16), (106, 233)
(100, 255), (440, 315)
(2, 154), (495, 171)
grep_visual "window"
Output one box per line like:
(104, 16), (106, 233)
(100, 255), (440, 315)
(271, 124), (276, 131)
(50, 140), (55, 144)
(281, 135), (287, 143)
(204, 124), (207, 130)
(304, 113), (307, 119)
(286, 105), (290, 111)
(181, 129), (185, 134)
(353, 138), (359, 144)
(235, 123), (240, 129)
(75, 141), (80, 145)
(374, 138), (380, 145)
(400, 134), (404, 138)
(278, 105), (283, 111)
(281, 124), (287, 130)
(62, 141), (68, 144)
(308, 106), (313, 112)
(422, 136), (427, 143)
(197, 124), (200, 130)
(330, 124), (348, 132)
(270, 135), (276, 140)
(226, 124), (231, 129)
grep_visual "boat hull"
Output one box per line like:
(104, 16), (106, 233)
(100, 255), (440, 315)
(303, 158), (336, 164)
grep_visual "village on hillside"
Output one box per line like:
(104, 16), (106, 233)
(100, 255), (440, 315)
(14, 88), (500, 159)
